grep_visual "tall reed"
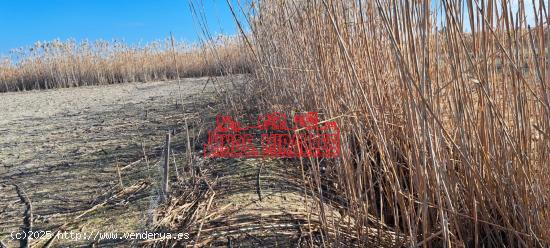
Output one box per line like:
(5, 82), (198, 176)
(229, 0), (549, 246)
(0, 36), (250, 92)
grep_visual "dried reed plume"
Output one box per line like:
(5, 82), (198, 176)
(229, 0), (549, 246)
(0, 35), (250, 92)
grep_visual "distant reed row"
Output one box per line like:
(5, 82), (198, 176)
(0, 36), (250, 92)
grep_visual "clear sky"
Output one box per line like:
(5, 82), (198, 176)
(0, 1), (539, 57)
(0, 0), (241, 56)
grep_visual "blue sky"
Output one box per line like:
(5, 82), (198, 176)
(0, 0), (539, 57)
(0, 0), (242, 56)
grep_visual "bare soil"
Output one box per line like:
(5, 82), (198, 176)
(0, 77), (226, 247)
(0, 76), (391, 247)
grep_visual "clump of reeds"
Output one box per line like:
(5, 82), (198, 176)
(228, 0), (549, 246)
(0, 35), (251, 92)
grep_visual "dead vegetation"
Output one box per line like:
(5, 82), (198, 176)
(216, 0), (549, 247)
(0, 36), (250, 92)
(2, 0), (549, 247)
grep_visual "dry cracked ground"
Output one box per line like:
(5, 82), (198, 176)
(0, 76), (395, 247)
(0, 77), (230, 247)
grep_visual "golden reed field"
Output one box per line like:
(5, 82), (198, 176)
(0, 36), (249, 92)
(221, 0), (550, 247)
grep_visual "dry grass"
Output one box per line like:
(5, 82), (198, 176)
(225, 0), (550, 247)
(0, 35), (250, 92)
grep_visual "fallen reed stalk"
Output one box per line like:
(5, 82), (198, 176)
(14, 184), (32, 248)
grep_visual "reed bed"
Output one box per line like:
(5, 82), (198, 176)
(227, 0), (550, 247)
(0, 36), (250, 92)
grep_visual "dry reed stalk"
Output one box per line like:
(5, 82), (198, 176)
(220, 0), (550, 246)
(115, 158), (124, 188)
(161, 132), (171, 203)
(0, 36), (251, 92)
